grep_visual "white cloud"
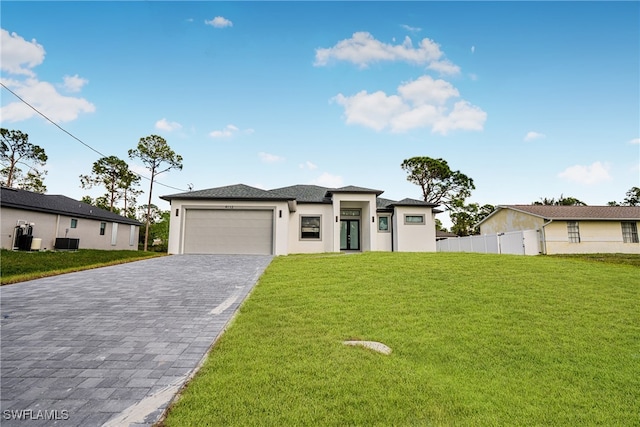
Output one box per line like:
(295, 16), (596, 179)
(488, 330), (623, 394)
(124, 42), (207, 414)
(0, 77), (95, 123)
(0, 29), (45, 76)
(333, 91), (407, 131)
(62, 74), (88, 93)
(205, 16), (233, 28)
(398, 75), (459, 106)
(332, 75), (486, 135)
(524, 131), (546, 142)
(401, 24), (422, 33)
(558, 161), (612, 185)
(311, 172), (344, 188)
(0, 30), (94, 124)
(430, 101), (487, 135)
(427, 59), (461, 75)
(155, 118), (183, 132)
(629, 138), (640, 145)
(471, 46), (475, 54)
(299, 161), (318, 170)
(258, 152), (285, 163)
(209, 124), (240, 138)
(314, 32), (459, 75)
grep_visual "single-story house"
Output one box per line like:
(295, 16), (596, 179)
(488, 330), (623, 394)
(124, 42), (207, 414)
(161, 184), (439, 255)
(1, 186), (141, 251)
(477, 205), (640, 254)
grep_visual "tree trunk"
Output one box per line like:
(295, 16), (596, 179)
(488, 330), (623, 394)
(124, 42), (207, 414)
(144, 168), (155, 251)
(6, 158), (16, 187)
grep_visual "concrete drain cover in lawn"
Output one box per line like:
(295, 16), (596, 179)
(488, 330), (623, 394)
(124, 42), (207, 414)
(343, 340), (392, 355)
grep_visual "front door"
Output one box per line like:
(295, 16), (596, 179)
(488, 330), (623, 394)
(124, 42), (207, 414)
(340, 219), (360, 251)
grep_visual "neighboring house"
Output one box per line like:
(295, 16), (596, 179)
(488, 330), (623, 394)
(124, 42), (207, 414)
(1, 186), (141, 251)
(477, 205), (640, 254)
(436, 230), (458, 240)
(161, 184), (439, 255)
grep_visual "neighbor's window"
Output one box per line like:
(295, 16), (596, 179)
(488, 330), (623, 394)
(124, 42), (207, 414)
(621, 222), (639, 243)
(378, 216), (390, 232)
(567, 221), (580, 243)
(404, 214), (425, 225)
(300, 215), (321, 239)
(99, 222), (106, 236)
(70, 219), (78, 229)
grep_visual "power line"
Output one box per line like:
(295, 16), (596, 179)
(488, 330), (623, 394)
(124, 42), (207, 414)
(0, 82), (189, 193)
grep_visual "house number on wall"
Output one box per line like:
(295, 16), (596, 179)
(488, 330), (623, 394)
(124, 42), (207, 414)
(224, 205), (235, 209)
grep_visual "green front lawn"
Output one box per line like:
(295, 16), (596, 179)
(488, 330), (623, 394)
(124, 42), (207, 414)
(162, 252), (639, 426)
(0, 249), (164, 284)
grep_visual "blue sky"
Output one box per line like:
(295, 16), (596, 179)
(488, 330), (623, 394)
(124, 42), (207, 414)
(1, 1), (638, 227)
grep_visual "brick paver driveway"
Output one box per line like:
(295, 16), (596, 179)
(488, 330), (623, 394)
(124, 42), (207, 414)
(0, 254), (272, 426)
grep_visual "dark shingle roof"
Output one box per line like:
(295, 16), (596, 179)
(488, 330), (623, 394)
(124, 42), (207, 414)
(389, 198), (439, 207)
(377, 197), (396, 210)
(269, 185), (332, 203)
(329, 185), (384, 196)
(161, 184), (440, 212)
(1, 187), (141, 225)
(161, 184), (295, 201)
(498, 205), (640, 221)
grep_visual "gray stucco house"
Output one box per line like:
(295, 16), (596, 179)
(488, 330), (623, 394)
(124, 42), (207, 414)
(1, 186), (141, 251)
(161, 184), (439, 255)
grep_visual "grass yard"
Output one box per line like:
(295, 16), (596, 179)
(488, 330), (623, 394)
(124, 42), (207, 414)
(162, 252), (640, 426)
(0, 249), (164, 284)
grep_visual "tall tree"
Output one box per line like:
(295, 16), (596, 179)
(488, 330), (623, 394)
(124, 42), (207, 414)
(400, 156), (475, 210)
(79, 156), (140, 212)
(623, 186), (640, 206)
(0, 128), (48, 193)
(450, 202), (495, 236)
(533, 194), (586, 206)
(609, 187), (640, 206)
(129, 135), (183, 251)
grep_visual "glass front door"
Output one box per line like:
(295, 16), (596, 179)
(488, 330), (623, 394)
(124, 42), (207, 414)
(340, 219), (360, 250)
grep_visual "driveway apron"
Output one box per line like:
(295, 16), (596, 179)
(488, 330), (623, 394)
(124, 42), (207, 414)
(0, 254), (272, 427)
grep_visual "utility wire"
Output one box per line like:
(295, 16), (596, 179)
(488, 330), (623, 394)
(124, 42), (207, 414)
(1, 82), (189, 193)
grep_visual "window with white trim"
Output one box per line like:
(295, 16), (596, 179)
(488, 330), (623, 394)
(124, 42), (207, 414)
(567, 221), (580, 243)
(300, 215), (321, 240)
(621, 222), (639, 243)
(99, 222), (106, 236)
(70, 219), (78, 228)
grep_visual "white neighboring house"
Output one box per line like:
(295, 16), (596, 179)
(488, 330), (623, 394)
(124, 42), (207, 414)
(477, 205), (640, 255)
(1, 186), (141, 251)
(161, 184), (439, 255)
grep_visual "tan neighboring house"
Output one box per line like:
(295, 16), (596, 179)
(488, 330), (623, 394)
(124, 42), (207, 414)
(1, 186), (141, 251)
(161, 184), (439, 255)
(477, 205), (640, 254)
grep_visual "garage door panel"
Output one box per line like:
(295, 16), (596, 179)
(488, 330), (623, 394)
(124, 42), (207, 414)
(184, 209), (273, 254)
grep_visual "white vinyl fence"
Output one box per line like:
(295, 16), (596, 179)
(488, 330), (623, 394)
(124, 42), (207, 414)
(437, 230), (540, 255)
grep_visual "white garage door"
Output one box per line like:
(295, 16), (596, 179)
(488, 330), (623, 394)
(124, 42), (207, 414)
(184, 209), (273, 255)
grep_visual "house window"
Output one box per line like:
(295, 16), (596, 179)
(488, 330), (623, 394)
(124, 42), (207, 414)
(129, 225), (136, 246)
(340, 209), (360, 217)
(404, 215), (425, 225)
(378, 216), (390, 232)
(567, 221), (580, 243)
(99, 222), (106, 236)
(70, 219), (78, 228)
(621, 222), (639, 243)
(300, 215), (321, 240)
